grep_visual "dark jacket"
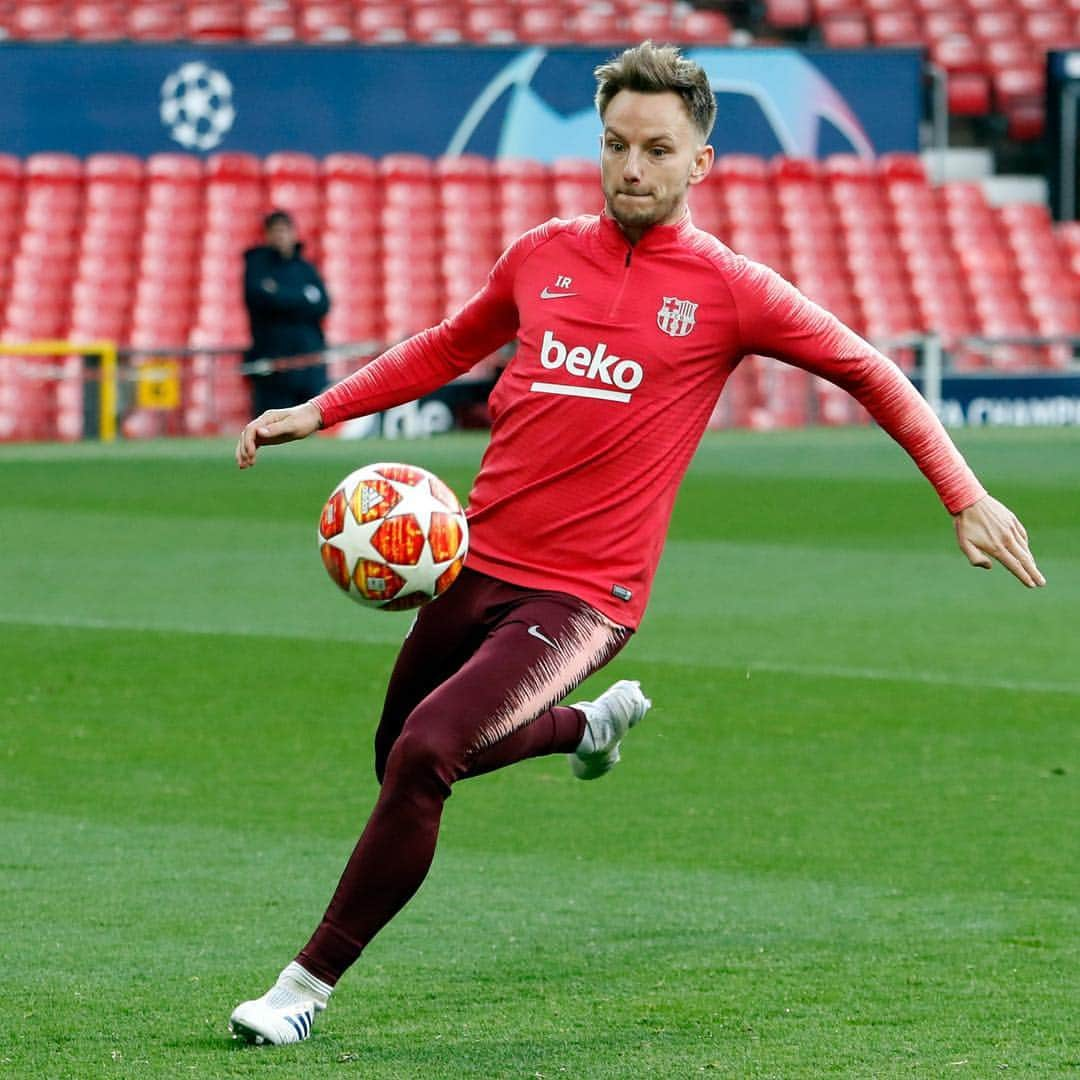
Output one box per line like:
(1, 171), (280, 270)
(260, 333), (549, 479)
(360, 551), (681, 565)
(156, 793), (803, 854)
(243, 243), (330, 361)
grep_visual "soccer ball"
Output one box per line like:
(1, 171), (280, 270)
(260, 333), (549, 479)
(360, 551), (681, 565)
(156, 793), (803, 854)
(317, 462), (468, 611)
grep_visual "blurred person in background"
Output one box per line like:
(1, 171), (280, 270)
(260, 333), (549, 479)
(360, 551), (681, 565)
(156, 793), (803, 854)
(243, 209), (331, 415)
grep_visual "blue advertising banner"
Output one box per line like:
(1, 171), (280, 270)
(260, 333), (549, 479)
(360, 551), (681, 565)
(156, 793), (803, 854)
(921, 373), (1080, 427)
(1, 44), (922, 161)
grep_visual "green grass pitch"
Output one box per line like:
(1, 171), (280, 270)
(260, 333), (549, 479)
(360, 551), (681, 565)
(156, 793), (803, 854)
(2, 426), (1077, 1078)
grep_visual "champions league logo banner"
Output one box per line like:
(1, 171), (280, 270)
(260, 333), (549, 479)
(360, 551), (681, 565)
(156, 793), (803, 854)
(0, 44), (921, 160)
(445, 47), (881, 160)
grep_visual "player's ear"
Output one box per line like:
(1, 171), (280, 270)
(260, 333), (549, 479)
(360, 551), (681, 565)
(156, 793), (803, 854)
(688, 144), (714, 187)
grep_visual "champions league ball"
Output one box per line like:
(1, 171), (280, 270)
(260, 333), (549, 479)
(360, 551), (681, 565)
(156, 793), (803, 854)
(318, 463), (468, 611)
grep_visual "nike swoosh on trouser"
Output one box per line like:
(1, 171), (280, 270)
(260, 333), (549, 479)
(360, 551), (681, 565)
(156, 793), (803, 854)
(527, 624), (558, 648)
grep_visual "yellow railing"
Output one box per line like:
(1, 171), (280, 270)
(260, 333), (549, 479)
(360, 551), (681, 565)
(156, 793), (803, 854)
(0, 340), (118, 441)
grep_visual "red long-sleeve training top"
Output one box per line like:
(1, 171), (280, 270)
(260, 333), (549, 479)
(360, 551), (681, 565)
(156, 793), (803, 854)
(314, 212), (986, 629)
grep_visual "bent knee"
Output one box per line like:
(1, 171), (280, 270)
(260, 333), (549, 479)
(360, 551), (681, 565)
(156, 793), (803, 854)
(382, 725), (462, 791)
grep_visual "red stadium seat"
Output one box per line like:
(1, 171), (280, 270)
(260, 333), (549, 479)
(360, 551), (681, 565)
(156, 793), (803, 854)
(0, 155), (24, 275)
(714, 154), (772, 183)
(493, 158), (553, 245)
(948, 72), (993, 116)
(923, 10), (969, 37)
(931, 33), (985, 74)
(878, 152), (927, 182)
(551, 158), (601, 219)
(1005, 103), (1046, 141)
(264, 151), (320, 183)
(298, 3), (353, 42)
(324, 305), (381, 347)
(815, 0), (862, 18)
(821, 154), (878, 182)
(26, 152), (83, 184)
(863, 0), (911, 13)
(243, 4), (296, 41)
(436, 153), (492, 184)
(765, 0), (813, 28)
(973, 9), (1023, 37)
(821, 14), (871, 45)
(517, 6), (573, 43)
(206, 151), (262, 182)
(128, 2), (185, 40)
(993, 65), (1045, 122)
(999, 201), (1053, 231)
(679, 8), (734, 41)
(463, 4), (516, 42)
(322, 152), (379, 185)
(0, 155), (22, 183)
(72, 0), (127, 39)
(186, 0), (244, 40)
(625, 8), (674, 40)
(9, 2), (70, 40)
(771, 156), (820, 183)
(86, 152), (144, 185)
(410, 3), (464, 43)
(567, 8), (623, 43)
(1025, 9), (1072, 42)
(379, 153), (436, 185)
(437, 154), (496, 238)
(354, 3), (408, 41)
(871, 11), (923, 44)
(146, 152), (204, 185)
(265, 157), (322, 245)
(913, 0), (966, 14)
(492, 158), (549, 185)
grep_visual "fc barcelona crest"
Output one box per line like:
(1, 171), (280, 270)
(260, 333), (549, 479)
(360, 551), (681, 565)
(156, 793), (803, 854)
(657, 296), (698, 337)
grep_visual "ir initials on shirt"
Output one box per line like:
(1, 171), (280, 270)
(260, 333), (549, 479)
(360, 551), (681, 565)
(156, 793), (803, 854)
(541, 274), (577, 300)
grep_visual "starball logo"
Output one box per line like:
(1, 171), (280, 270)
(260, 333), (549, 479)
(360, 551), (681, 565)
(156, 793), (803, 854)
(529, 330), (644, 404)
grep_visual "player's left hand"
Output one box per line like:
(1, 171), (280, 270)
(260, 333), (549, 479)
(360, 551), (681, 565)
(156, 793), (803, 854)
(953, 494), (1046, 588)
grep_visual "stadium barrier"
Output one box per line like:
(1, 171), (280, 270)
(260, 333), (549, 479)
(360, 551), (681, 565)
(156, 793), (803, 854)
(0, 341), (500, 442)
(0, 340), (118, 442)
(1, 335), (1078, 442)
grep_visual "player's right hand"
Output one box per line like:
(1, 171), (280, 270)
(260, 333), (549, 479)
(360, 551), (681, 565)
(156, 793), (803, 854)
(236, 401), (322, 469)
(953, 493), (1046, 588)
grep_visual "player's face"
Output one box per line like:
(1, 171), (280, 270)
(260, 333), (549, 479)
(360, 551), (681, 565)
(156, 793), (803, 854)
(600, 90), (713, 242)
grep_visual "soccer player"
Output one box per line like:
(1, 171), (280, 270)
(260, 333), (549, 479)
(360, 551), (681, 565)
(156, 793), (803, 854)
(228, 42), (1044, 1046)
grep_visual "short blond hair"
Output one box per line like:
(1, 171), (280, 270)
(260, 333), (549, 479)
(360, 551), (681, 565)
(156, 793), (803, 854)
(594, 41), (717, 141)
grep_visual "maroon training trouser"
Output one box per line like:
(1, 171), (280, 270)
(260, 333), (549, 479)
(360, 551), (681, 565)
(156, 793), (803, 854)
(297, 568), (630, 983)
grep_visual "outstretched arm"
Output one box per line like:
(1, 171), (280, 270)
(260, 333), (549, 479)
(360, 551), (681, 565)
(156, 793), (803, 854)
(732, 259), (1045, 589)
(954, 494), (1045, 588)
(235, 400), (322, 469)
(234, 221), (564, 469)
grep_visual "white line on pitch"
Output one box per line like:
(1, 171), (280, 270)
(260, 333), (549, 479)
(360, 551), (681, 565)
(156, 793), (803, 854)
(738, 659), (1080, 696)
(2, 610), (1077, 697)
(0, 611), (399, 646)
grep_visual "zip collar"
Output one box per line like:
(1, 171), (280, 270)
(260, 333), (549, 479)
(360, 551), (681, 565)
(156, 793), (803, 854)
(596, 208), (695, 259)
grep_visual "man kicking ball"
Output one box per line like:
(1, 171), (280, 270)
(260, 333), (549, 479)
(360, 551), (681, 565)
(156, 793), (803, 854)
(229, 41), (1044, 1046)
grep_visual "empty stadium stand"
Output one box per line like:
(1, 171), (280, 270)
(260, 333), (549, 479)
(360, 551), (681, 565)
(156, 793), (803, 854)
(0, 150), (1076, 439)
(0, 0), (734, 45)
(773, 0), (1068, 139)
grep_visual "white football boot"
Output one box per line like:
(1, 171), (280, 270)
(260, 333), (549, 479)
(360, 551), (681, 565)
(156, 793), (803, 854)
(569, 679), (651, 780)
(229, 962), (331, 1045)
